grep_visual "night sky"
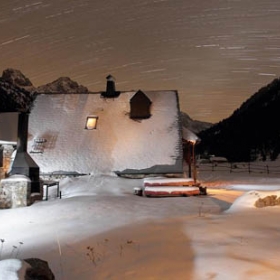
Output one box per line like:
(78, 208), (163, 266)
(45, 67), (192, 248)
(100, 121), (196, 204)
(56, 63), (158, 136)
(0, 0), (280, 123)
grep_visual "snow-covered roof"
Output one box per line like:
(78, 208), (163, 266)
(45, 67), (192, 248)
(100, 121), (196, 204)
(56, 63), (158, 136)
(28, 91), (182, 175)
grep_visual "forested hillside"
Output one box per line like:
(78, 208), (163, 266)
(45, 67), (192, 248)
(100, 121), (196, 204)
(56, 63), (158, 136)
(198, 78), (280, 162)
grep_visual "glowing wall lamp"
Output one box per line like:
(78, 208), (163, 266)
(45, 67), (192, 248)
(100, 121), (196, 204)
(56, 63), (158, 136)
(85, 116), (98, 130)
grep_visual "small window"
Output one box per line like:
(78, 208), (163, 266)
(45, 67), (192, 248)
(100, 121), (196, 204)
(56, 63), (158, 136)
(130, 90), (152, 119)
(85, 116), (98, 130)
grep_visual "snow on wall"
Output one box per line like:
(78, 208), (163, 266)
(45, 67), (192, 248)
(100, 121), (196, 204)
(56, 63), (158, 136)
(28, 91), (182, 175)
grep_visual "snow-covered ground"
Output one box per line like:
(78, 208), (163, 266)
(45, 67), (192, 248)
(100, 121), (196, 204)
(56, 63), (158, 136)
(1, 163), (280, 279)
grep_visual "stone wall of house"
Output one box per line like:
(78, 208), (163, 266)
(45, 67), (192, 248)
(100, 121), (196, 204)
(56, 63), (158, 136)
(0, 175), (31, 209)
(0, 144), (15, 178)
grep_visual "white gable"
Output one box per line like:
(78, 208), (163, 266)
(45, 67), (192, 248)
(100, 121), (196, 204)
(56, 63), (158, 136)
(28, 91), (182, 175)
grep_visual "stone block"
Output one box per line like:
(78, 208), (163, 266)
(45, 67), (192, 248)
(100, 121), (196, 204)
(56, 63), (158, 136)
(0, 258), (55, 280)
(0, 175), (31, 209)
(24, 258), (55, 280)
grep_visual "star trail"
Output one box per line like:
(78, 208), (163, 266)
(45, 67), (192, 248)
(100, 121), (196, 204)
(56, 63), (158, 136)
(0, 0), (279, 122)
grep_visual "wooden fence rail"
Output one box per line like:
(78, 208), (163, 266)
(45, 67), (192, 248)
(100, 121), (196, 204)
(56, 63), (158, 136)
(197, 162), (280, 175)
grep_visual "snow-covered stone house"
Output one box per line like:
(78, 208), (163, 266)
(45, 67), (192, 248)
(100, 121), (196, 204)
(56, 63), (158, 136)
(26, 76), (183, 177)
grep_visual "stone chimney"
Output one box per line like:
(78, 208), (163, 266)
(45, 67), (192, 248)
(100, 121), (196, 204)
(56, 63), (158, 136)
(101, 75), (120, 98)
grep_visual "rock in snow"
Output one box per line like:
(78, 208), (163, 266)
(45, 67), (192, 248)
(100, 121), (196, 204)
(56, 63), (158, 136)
(0, 258), (55, 280)
(24, 258), (55, 280)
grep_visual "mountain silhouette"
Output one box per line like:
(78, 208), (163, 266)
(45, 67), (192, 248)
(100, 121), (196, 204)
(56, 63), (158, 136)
(198, 78), (280, 162)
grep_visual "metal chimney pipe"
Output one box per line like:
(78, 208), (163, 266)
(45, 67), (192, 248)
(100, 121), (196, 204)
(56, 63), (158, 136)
(101, 75), (120, 98)
(17, 112), (29, 152)
(10, 112), (41, 193)
(106, 75), (116, 96)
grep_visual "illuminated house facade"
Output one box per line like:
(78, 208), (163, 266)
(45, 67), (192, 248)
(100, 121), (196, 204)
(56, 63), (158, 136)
(26, 77), (183, 177)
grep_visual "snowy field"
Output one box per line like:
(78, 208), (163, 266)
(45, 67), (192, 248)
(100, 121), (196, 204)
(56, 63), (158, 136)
(1, 163), (280, 279)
